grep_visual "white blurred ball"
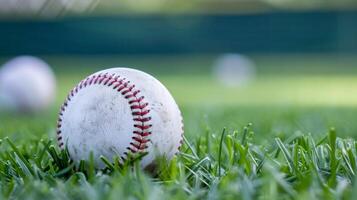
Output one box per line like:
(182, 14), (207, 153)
(0, 56), (56, 113)
(213, 53), (256, 87)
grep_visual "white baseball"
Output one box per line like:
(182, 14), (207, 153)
(0, 56), (56, 113)
(213, 53), (255, 87)
(57, 68), (184, 169)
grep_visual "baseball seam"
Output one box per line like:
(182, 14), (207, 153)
(56, 72), (152, 161)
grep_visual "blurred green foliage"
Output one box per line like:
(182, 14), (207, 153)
(2, 12), (357, 55)
(95, 0), (357, 14)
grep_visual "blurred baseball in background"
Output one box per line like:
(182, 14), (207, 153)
(0, 56), (56, 113)
(213, 53), (256, 87)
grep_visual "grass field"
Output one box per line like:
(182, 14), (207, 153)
(1, 54), (357, 199)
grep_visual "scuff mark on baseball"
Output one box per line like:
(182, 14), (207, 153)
(57, 67), (184, 169)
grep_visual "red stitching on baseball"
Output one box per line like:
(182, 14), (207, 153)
(129, 142), (147, 150)
(126, 147), (137, 153)
(129, 96), (144, 104)
(132, 110), (150, 116)
(57, 72), (153, 161)
(132, 136), (150, 143)
(117, 85), (126, 92)
(130, 103), (148, 110)
(134, 124), (151, 130)
(133, 117), (151, 122)
(133, 131), (151, 136)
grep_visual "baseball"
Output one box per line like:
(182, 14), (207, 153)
(0, 56), (56, 113)
(213, 53), (256, 87)
(57, 67), (184, 169)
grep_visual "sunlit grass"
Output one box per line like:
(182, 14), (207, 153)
(1, 54), (357, 199)
(56, 72), (357, 107)
(154, 75), (357, 107)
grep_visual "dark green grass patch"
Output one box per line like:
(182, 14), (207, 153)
(0, 125), (357, 199)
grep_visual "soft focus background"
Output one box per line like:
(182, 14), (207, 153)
(1, 0), (357, 141)
(1, 0), (357, 199)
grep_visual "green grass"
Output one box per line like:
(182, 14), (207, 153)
(1, 54), (357, 199)
(1, 122), (357, 199)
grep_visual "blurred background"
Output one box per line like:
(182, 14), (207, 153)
(0, 0), (357, 142)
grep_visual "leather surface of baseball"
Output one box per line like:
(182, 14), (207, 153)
(57, 68), (183, 168)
